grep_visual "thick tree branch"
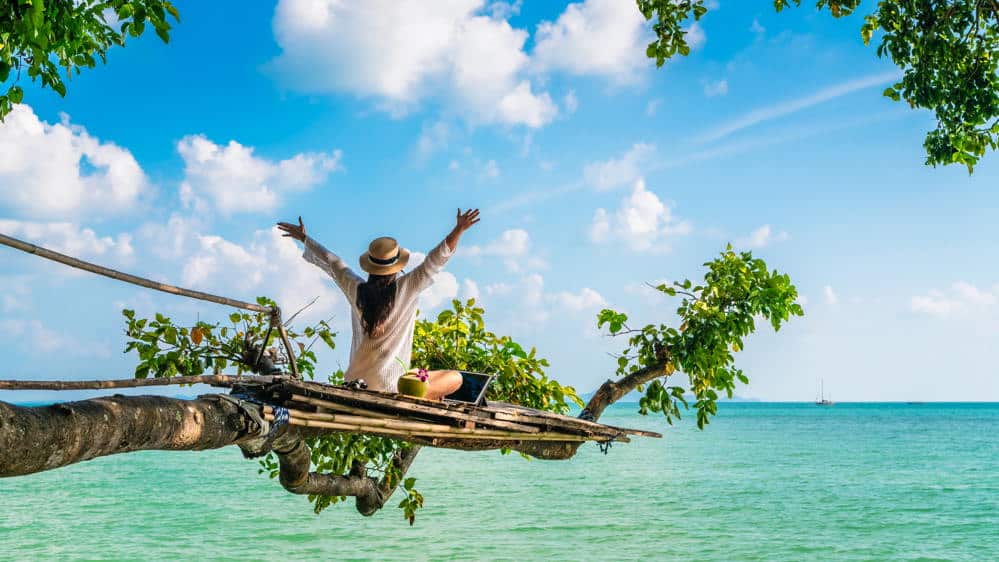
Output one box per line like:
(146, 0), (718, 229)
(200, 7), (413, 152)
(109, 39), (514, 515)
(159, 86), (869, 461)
(0, 395), (261, 477)
(268, 431), (423, 517)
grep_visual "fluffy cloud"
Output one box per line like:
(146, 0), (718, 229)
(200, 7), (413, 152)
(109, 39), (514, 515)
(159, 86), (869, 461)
(179, 228), (345, 323)
(0, 105), (147, 219)
(0, 220), (134, 264)
(554, 287), (606, 311)
(911, 282), (997, 317)
(177, 135), (341, 215)
(271, 0), (556, 128)
(589, 179), (691, 252)
(735, 224), (789, 249)
(463, 228), (546, 272)
(583, 143), (654, 191)
(533, 0), (650, 82)
(462, 278), (481, 301)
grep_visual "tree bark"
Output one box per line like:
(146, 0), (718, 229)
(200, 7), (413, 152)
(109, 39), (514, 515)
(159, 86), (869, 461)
(0, 395), (258, 477)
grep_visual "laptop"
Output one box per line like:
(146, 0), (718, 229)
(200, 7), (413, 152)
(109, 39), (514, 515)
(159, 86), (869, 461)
(443, 371), (494, 406)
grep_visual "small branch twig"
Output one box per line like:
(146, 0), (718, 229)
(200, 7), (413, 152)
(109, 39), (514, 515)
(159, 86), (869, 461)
(283, 296), (320, 327)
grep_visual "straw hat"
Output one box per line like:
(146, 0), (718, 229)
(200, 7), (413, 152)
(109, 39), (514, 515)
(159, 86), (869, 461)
(359, 236), (410, 275)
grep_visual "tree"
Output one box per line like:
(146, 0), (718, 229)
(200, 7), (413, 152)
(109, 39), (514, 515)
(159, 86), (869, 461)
(639, 0), (999, 172)
(0, 247), (802, 524)
(2, 1), (996, 171)
(0, 0), (179, 118)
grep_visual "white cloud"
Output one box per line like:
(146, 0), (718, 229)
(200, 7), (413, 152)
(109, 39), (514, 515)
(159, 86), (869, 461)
(589, 179), (691, 252)
(645, 98), (662, 116)
(911, 282), (997, 318)
(179, 228), (346, 323)
(0, 104), (148, 219)
(823, 285), (839, 306)
(533, 0), (650, 82)
(177, 135), (341, 215)
(696, 71), (901, 144)
(750, 18), (766, 35)
(583, 143), (655, 191)
(704, 79), (729, 97)
(685, 22), (706, 50)
(420, 271), (460, 310)
(271, 0), (556, 128)
(463, 228), (530, 258)
(554, 287), (607, 311)
(462, 228), (543, 272)
(462, 278), (481, 301)
(735, 224), (789, 249)
(0, 220), (134, 264)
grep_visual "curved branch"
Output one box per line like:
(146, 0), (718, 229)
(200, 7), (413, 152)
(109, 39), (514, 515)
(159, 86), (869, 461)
(269, 431), (423, 516)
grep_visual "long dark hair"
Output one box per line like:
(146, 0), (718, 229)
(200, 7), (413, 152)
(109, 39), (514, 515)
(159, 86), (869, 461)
(356, 273), (398, 337)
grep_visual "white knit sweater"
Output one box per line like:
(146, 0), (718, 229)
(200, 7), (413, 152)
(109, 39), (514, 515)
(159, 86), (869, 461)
(302, 236), (453, 392)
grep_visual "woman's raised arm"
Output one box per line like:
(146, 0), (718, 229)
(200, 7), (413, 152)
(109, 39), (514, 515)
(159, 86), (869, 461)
(278, 216), (362, 300)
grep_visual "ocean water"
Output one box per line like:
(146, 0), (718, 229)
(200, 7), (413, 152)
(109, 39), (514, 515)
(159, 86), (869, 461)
(1, 403), (996, 561)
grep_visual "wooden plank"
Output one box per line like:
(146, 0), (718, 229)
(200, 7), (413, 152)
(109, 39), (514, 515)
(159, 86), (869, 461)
(486, 402), (662, 439)
(285, 392), (541, 434)
(270, 416), (612, 442)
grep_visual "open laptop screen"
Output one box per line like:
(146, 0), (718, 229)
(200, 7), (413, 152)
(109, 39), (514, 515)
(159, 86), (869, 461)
(443, 371), (493, 405)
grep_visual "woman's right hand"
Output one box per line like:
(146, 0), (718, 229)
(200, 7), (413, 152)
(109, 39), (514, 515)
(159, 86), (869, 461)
(277, 216), (307, 242)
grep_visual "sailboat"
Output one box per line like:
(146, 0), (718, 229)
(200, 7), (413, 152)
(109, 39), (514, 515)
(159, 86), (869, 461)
(815, 379), (834, 406)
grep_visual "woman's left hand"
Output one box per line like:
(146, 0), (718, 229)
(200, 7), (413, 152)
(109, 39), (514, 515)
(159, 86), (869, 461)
(456, 208), (480, 232)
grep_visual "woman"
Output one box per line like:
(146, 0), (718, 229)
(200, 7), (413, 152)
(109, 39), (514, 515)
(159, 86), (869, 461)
(277, 209), (480, 400)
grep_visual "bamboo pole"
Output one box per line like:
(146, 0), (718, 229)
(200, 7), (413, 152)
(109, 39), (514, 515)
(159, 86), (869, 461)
(0, 233), (271, 313)
(267, 406), (512, 435)
(263, 412), (610, 442)
(285, 399), (396, 419)
(0, 374), (283, 391)
(286, 392), (540, 433)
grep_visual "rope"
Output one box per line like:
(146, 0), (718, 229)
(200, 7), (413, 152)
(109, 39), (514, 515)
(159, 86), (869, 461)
(0, 232), (302, 379)
(0, 233), (271, 313)
(229, 390), (290, 437)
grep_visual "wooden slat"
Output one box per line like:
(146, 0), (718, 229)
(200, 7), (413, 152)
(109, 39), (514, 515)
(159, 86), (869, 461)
(486, 402), (662, 439)
(286, 392), (541, 433)
(269, 416), (612, 442)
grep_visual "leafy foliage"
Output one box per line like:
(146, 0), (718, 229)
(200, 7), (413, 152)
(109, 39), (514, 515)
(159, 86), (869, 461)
(598, 246), (803, 429)
(122, 297), (334, 381)
(412, 299), (584, 414)
(637, 0), (999, 172)
(122, 297), (578, 524)
(0, 0), (179, 119)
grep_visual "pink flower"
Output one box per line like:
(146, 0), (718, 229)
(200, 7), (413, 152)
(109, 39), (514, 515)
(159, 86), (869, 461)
(417, 368), (429, 382)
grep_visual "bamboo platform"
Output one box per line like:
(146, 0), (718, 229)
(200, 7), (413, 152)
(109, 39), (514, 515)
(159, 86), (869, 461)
(243, 378), (661, 445)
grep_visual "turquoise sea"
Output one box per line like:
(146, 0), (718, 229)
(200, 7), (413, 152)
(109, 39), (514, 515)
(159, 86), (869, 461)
(1, 402), (996, 561)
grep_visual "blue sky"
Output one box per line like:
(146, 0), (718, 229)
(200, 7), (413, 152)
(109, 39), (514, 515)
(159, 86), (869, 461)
(1, 0), (997, 404)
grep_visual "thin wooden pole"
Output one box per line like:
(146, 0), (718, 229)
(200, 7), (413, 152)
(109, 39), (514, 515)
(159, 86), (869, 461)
(264, 413), (607, 442)
(0, 374), (282, 391)
(0, 233), (271, 313)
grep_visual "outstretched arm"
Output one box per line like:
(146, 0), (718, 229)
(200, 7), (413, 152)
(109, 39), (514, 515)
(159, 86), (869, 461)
(407, 208), (480, 289)
(445, 208), (480, 252)
(277, 217), (362, 300)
